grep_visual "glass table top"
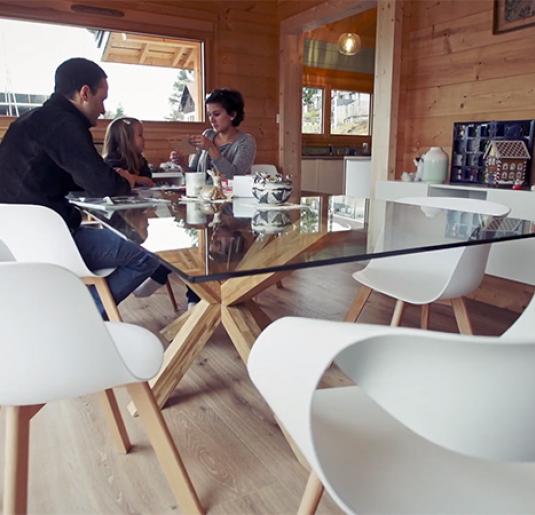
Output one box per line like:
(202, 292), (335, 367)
(81, 192), (535, 283)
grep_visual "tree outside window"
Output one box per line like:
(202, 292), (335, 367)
(331, 90), (371, 135)
(302, 87), (323, 134)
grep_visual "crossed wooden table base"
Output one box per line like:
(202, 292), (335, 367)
(142, 229), (326, 411)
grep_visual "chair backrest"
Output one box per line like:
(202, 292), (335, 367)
(0, 239), (15, 262)
(0, 203), (93, 276)
(367, 197), (510, 300)
(249, 317), (535, 465)
(396, 196), (510, 217)
(0, 261), (149, 405)
(335, 328), (535, 462)
(251, 164), (278, 175)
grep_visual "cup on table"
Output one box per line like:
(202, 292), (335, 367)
(186, 202), (207, 225)
(185, 171), (206, 198)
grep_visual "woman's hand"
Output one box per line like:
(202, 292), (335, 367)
(134, 175), (155, 188)
(188, 134), (213, 151)
(189, 134), (221, 160)
(114, 167), (136, 188)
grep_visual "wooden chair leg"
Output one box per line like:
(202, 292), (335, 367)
(126, 382), (203, 515)
(100, 390), (131, 454)
(86, 278), (133, 453)
(420, 304), (430, 329)
(451, 297), (473, 335)
(297, 471), (324, 515)
(165, 279), (178, 312)
(345, 286), (372, 322)
(92, 277), (122, 322)
(390, 299), (405, 326)
(3, 406), (33, 515)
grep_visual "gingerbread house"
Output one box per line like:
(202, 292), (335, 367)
(483, 140), (531, 188)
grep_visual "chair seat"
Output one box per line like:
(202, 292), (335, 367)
(92, 267), (116, 278)
(310, 386), (535, 514)
(105, 322), (163, 381)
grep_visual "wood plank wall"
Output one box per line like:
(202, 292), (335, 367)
(396, 0), (535, 180)
(0, 0), (280, 167)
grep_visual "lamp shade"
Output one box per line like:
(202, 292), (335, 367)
(337, 33), (361, 56)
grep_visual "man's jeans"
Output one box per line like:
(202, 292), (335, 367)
(73, 225), (160, 313)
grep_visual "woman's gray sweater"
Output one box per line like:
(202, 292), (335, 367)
(188, 128), (256, 179)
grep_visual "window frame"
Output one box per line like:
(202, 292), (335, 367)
(302, 83), (373, 137)
(0, 9), (214, 126)
(329, 88), (372, 137)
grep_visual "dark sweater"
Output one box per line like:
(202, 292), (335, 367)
(104, 153), (152, 178)
(0, 93), (130, 230)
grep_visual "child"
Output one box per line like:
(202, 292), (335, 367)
(102, 117), (169, 298)
(102, 117), (154, 188)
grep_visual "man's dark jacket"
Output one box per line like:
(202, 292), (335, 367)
(0, 93), (130, 230)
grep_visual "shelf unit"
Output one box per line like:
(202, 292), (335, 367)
(450, 119), (535, 187)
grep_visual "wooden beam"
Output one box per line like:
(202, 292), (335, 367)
(278, 30), (303, 182)
(281, 0), (376, 34)
(370, 0), (403, 194)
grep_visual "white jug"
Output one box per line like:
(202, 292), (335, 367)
(422, 147), (448, 184)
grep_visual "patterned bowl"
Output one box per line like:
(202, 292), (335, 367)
(251, 209), (292, 235)
(252, 172), (293, 204)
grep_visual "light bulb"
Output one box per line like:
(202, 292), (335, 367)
(337, 33), (361, 56)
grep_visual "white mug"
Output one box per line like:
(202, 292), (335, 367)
(185, 172), (206, 197)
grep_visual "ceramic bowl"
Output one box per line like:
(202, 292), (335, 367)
(252, 172), (293, 205)
(251, 209), (292, 235)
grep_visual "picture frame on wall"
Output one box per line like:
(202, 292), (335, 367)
(494, 0), (535, 34)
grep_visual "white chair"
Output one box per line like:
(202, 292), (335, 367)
(346, 197), (510, 334)
(248, 311), (535, 515)
(0, 204), (136, 453)
(0, 261), (203, 515)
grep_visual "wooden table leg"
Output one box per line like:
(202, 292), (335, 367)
(160, 309), (192, 343)
(244, 300), (273, 331)
(221, 304), (263, 363)
(150, 301), (221, 409)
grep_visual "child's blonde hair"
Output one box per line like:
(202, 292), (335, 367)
(102, 117), (143, 174)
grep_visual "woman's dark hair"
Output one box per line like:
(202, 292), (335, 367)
(54, 58), (107, 99)
(205, 88), (245, 126)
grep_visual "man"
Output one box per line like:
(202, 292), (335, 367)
(0, 57), (160, 312)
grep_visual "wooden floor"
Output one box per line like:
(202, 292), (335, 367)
(0, 262), (519, 514)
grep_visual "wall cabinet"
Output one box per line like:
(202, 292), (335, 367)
(375, 181), (535, 286)
(301, 159), (344, 194)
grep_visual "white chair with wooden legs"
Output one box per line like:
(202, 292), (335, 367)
(0, 262), (203, 515)
(0, 203), (137, 453)
(346, 197), (510, 334)
(248, 314), (535, 515)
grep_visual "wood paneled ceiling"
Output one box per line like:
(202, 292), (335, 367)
(101, 31), (201, 70)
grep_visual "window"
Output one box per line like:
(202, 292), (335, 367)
(302, 87), (323, 134)
(0, 18), (204, 122)
(330, 90), (371, 135)
(301, 85), (372, 137)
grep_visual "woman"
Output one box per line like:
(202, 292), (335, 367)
(187, 89), (256, 179)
